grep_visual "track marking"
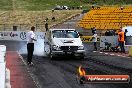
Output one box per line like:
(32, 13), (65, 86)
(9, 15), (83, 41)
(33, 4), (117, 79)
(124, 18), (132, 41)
(117, 55), (121, 56)
(99, 52), (103, 53)
(94, 51), (131, 58)
(104, 53), (108, 55)
(5, 68), (11, 88)
(17, 51), (40, 88)
(121, 55), (126, 57)
(110, 54), (115, 56)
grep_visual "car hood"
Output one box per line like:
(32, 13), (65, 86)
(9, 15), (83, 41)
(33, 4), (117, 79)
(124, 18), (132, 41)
(52, 38), (83, 46)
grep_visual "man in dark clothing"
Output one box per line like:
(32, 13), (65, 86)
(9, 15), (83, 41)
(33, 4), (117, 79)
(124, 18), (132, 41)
(91, 27), (96, 35)
(124, 29), (128, 41)
(45, 22), (48, 31)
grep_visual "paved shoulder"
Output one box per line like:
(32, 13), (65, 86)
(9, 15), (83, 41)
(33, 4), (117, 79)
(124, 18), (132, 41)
(6, 51), (37, 88)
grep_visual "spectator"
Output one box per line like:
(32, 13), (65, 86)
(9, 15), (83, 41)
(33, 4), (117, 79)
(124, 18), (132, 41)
(45, 22), (48, 31)
(80, 6), (82, 9)
(52, 9), (54, 12)
(91, 27), (96, 35)
(92, 5), (94, 9)
(92, 31), (97, 51)
(118, 28), (125, 53)
(27, 26), (37, 66)
(45, 17), (48, 21)
(52, 17), (55, 21)
(113, 30), (116, 36)
(124, 29), (128, 41)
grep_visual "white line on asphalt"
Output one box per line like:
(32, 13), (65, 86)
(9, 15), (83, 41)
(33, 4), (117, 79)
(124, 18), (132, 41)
(99, 52), (103, 53)
(17, 51), (40, 88)
(110, 54), (115, 55)
(17, 52), (27, 66)
(5, 68), (11, 88)
(93, 51), (97, 52)
(104, 53), (108, 55)
(98, 51), (131, 59)
(121, 55), (126, 57)
(117, 55), (121, 56)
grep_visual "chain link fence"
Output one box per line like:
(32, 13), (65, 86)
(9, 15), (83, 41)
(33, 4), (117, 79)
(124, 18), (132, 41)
(0, 24), (46, 31)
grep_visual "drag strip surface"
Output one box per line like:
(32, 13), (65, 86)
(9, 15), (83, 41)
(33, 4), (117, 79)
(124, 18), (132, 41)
(21, 48), (132, 88)
(1, 41), (132, 88)
(21, 53), (132, 88)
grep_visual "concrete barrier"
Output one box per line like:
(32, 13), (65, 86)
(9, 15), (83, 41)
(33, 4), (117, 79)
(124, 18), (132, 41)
(129, 46), (132, 57)
(0, 45), (6, 88)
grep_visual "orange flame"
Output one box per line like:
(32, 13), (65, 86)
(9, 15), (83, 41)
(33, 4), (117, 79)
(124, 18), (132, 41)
(78, 65), (86, 76)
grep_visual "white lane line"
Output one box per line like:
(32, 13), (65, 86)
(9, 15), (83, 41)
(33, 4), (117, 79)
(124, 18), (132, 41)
(117, 55), (121, 56)
(104, 53), (108, 55)
(121, 55), (126, 57)
(17, 52), (27, 66)
(110, 53), (115, 56)
(93, 51), (97, 52)
(17, 51), (40, 88)
(99, 52), (103, 54)
(99, 51), (130, 58)
(5, 68), (11, 88)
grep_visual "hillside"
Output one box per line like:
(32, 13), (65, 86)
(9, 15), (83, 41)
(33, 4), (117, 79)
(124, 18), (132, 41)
(0, 10), (82, 31)
(0, 0), (131, 31)
(0, 0), (132, 10)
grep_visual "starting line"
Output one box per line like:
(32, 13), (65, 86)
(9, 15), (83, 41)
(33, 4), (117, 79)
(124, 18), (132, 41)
(93, 51), (130, 58)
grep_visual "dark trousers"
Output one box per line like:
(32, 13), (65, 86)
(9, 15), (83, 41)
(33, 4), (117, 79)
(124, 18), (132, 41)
(27, 43), (34, 64)
(94, 42), (97, 50)
(119, 41), (125, 53)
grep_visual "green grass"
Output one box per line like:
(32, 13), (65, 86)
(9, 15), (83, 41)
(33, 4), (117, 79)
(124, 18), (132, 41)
(0, 0), (131, 11)
(0, 0), (131, 31)
(0, 0), (12, 10)
(14, 0), (86, 10)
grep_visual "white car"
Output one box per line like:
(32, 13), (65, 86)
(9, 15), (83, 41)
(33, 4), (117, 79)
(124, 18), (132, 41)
(46, 29), (85, 59)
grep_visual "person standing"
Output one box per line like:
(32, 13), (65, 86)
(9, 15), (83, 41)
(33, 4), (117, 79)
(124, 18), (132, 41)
(91, 27), (96, 35)
(118, 28), (125, 53)
(92, 31), (97, 51)
(27, 26), (37, 65)
(45, 22), (48, 31)
(124, 29), (128, 42)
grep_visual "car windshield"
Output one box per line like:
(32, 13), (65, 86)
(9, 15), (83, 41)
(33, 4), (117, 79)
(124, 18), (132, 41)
(52, 30), (79, 38)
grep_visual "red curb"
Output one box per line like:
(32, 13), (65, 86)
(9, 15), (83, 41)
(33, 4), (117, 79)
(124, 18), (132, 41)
(6, 51), (37, 88)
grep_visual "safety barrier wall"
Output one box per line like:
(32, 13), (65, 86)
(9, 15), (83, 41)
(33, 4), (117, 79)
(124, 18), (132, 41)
(0, 45), (6, 88)
(100, 36), (118, 49)
(129, 46), (132, 56)
(0, 24), (46, 31)
(100, 36), (130, 51)
(0, 31), (45, 41)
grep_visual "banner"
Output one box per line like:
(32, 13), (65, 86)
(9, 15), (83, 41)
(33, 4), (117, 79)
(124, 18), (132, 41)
(81, 75), (130, 83)
(0, 31), (45, 41)
(81, 36), (100, 42)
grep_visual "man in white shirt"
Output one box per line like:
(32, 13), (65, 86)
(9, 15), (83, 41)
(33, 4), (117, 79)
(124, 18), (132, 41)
(27, 26), (37, 65)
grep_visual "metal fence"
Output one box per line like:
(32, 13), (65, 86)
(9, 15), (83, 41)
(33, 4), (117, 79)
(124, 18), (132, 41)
(0, 24), (46, 31)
